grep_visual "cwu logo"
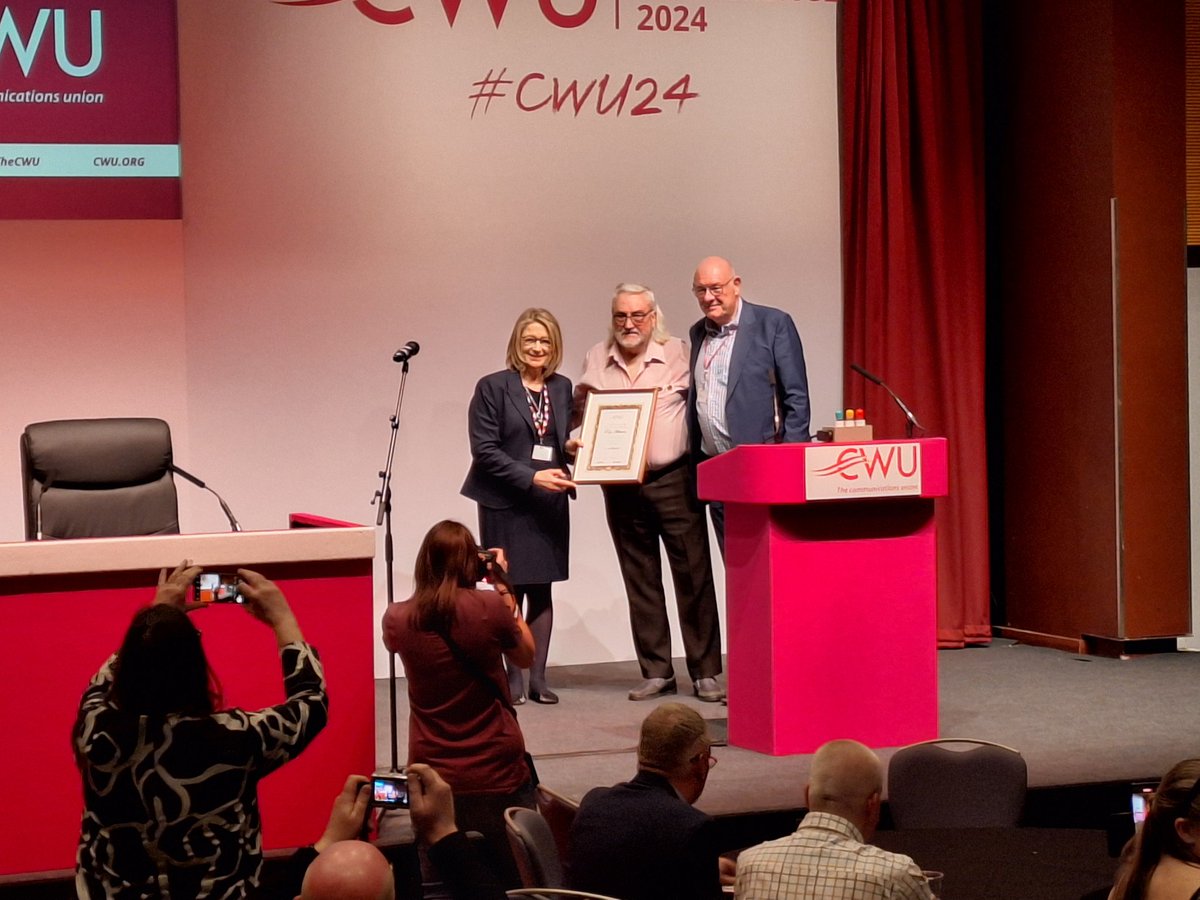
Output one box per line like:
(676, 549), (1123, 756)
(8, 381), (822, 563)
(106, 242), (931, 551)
(271, 0), (599, 28)
(814, 445), (919, 482)
(0, 7), (103, 77)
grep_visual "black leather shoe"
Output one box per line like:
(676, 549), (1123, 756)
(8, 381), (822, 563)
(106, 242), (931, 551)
(693, 677), (726, 703)
(512, 694), (526, 706)
(628, 677), (677, 701)
(529, 688), (559, 705)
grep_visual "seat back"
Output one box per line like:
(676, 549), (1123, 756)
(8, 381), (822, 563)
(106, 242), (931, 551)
(505, 891), (623, 899)
(504, 806), (564, 889)
(534, 784), (580, 868)
(21, 418), (180, 540)
(887, 738), (1028, 828)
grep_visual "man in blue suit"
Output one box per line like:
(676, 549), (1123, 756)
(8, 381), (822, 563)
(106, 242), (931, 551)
(687, 256), (811, 553)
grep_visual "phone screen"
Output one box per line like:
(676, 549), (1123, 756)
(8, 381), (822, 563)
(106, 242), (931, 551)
(1132, 789), (1152, 824)
(371, 775), (409, 809)
(194, 572), (242, 604)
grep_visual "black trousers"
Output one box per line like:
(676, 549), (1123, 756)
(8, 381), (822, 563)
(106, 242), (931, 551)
(601, 461), (722, 681)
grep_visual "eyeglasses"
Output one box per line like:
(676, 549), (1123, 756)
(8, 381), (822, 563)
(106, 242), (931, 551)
(612, 311), (654, 325)
(521, 337), (553, 348)
(692, 277), (735, 298)
(690, 749), (718, 770)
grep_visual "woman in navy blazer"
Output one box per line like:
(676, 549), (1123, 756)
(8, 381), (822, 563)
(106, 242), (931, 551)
(461, 308), (575, 704)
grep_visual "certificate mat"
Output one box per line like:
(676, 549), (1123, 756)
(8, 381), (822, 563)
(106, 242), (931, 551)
(575, 388), (657, 484)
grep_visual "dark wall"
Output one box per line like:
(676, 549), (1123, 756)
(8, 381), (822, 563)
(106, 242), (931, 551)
(988, 0), (1189, 642)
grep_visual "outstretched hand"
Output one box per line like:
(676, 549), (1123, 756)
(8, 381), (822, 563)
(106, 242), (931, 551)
(154, 561), (203, 610)
(237, 569), (303, 646)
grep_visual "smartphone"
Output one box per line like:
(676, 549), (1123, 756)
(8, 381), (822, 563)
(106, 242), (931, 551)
(477, 550), (496, 582)
(194, 572), (242, 604)
(370, 774), (409, 809)
(1131, 785), (1155, 824)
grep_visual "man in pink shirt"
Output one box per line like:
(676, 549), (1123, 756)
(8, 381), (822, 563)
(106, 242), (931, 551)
(574, 283), (724, 702)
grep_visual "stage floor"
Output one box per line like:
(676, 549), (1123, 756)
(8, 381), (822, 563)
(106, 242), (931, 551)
(376, 637), (1200, 819)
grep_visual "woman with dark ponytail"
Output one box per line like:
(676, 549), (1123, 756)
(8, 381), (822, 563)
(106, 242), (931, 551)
(1110, 759), (1200, 900)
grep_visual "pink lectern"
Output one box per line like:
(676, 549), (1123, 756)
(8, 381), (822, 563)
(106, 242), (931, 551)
(698, 438), (948, 755)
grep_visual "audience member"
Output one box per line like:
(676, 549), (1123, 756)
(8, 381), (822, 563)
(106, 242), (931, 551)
(74, 562), (327, 899)
(299, 840), (393, 900)
(735, 739), (932, 899)
(567, 702), (734, 899)
(1109, 758), (1200, 900)
(258, 765), (504, 900)
(382, 520), (536, 889)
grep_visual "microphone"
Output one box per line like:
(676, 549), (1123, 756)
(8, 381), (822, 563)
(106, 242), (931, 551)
(849, 363), (883, 386)
(171, 465), (243, 532)
(392, 342), (420, 363)
(850, 363), (924, 439)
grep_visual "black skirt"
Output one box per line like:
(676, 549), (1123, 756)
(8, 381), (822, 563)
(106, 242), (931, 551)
(478, 467), (569, 586)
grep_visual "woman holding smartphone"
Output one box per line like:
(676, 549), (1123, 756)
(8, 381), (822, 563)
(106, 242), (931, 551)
(382, 519), (536, 889)
(73, 562), (327, 899)
(460, 307), (575, 705)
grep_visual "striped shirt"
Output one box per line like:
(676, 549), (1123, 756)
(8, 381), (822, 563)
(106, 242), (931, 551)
(735, 812), (933, 900)
(693, 304), (742, 457)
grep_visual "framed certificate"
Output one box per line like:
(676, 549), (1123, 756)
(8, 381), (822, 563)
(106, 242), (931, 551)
(573, 389), (658, 484)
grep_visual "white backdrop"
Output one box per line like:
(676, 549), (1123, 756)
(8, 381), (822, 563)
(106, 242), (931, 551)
(1, 0), (845, 679)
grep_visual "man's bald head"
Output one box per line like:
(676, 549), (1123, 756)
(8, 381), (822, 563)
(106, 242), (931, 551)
(805, 740), (884, 838)
(298, 840), (394, 900)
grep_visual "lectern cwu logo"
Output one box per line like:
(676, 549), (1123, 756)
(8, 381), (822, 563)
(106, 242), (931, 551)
(804, 442), (922, 501)
(271, 0), (600, 28)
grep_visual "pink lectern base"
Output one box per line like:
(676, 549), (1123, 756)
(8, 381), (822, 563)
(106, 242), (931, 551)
(725, 501), (939, 755)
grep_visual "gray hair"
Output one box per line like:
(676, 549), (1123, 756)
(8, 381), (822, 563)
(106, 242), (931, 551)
(612, 282), (670, 343)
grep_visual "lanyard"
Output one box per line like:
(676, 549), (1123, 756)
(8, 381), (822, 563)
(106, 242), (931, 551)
(703, 328), (733, 370)
(525, 384), (550, 441)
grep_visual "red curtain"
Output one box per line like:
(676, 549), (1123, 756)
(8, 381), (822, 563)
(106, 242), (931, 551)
(839, 0), (989, 646)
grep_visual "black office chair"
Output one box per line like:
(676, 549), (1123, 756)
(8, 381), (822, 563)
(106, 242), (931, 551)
(887, 738), (1028, 828)
(504, 806), (565, 890)
(21, 417), (180, 540)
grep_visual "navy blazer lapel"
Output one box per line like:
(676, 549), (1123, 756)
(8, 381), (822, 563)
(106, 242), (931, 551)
(549, 376), (571, 446)
(726, 299), (758, 399)
(504, 370), (536, 439)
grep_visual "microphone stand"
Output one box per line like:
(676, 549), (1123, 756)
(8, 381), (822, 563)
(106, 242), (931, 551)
(171, 465), (242, 532)
(371, 358), (411, 776)
(850, 363), (925, 438)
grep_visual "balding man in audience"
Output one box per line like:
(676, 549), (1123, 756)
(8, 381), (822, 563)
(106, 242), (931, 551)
(262, 764), (503, 900)
(735, 740), (932, 899)
(299, 840), (393, 900)
(567, 702), (734, 899)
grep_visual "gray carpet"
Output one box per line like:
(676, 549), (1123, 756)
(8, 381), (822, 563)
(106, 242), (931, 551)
(376, 639), (1200, 819)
